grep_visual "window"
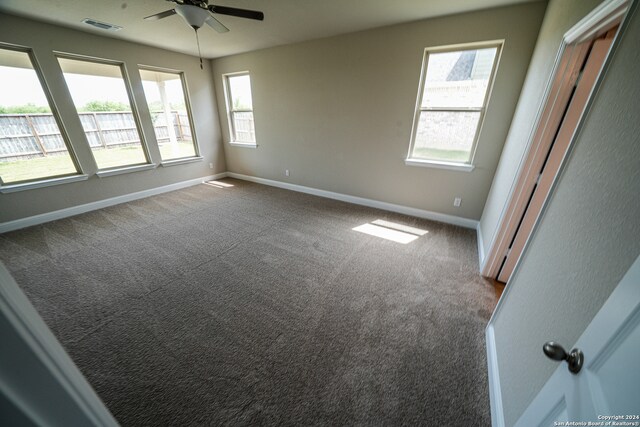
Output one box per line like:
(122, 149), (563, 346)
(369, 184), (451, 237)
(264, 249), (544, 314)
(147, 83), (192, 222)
(223, 72), (256, 145)
(58, 56), (150, 170)
(0, 46), (79, 185)
(407, 43), (501, 166)
(139, 67), (199, 161)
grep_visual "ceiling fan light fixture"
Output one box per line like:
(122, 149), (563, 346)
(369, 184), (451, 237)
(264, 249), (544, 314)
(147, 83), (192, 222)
(175, 4), (210, 29)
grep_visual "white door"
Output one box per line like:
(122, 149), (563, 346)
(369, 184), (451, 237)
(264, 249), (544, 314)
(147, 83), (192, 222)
(516, 255), (640, 426)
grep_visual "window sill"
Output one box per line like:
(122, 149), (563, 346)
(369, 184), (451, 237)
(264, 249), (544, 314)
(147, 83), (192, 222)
(96, 163), (157, 178)
(404, 158), (475, 172)
(229, 141), (257, 148)
(160, 156), (203, 167)
(0, 174), (89, 194)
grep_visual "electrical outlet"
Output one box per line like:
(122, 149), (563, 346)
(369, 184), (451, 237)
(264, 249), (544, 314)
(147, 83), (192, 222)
(454, 197), (462, 207)
(285, 169), (290, 177)
(209, 163), (214, 169)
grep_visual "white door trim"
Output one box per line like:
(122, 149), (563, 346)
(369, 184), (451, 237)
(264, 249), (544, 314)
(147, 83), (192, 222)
(486, 324), (506, 427)
(565, 0), (629, 43)
(481, 0), (631, 278)
(0, 262), (119, 426)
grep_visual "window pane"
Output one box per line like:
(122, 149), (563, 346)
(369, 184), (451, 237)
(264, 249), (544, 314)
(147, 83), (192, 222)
(422, 47), (497, 109)
(412, 111), (480, 162)
(0, 48), (78, 184)
(225, 73), (255, 143)
(139, 69), (197, 161)
(228, 75), (253, 110)
(58, 57), (148, 169)
(232, 112), (255, 143)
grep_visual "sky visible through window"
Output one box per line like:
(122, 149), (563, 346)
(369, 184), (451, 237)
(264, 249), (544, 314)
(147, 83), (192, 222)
(141, 80), (185, 108)
(62, 74), (130, 109)
(0, 66), (48, 107)
(228, 74), (253, 110)
(0, 67), (185, 110)
(0, 67), (119, 108)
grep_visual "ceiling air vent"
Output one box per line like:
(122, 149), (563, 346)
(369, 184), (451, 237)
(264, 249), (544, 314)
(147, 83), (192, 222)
(81, 18), (122, 32)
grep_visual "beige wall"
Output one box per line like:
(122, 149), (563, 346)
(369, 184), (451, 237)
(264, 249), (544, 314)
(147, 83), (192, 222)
(490, 1), (640, 425)
(211, 3), (547, 221)
(478, 0), (602, 257)
(0, 14), (226, 223)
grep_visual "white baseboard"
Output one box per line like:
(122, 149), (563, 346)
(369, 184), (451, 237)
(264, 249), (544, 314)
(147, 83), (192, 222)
(486, 325), (505, 427)
(0, 173), (227, 234)
(227, 172), (479, 229)
(477, 222), (486, 271)
(1, 171), (479, 233)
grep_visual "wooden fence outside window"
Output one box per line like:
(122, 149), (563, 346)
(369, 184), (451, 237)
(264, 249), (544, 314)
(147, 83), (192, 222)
(0, 111), (191, 160)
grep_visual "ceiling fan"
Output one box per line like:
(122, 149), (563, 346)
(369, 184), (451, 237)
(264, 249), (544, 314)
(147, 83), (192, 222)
(144, 0), (264, 68)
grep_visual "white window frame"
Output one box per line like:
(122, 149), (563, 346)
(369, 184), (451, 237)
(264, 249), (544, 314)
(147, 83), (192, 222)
(222, 71), (256, 147)
(0, 43), (86, 193)
(138, 65), (203, 166)
(55, 52), (153, 172)
(406, 41), (503, 172)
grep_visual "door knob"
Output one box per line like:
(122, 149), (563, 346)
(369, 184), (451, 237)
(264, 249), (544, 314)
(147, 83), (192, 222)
(543, 341), (584, 374)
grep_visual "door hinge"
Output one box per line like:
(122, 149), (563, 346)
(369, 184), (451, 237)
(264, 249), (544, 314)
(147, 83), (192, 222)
(535, 172), (543, 185)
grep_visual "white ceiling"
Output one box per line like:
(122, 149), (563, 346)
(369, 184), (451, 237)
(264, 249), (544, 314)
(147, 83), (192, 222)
(0, 0), (541, 59)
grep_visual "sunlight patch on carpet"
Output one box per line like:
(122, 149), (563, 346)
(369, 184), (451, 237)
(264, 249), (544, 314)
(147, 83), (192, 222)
(352, 219), (428, 244)
(204, 180), (234, 188)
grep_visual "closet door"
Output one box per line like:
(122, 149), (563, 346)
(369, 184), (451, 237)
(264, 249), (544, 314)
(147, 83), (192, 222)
(496, 28), (617, 283)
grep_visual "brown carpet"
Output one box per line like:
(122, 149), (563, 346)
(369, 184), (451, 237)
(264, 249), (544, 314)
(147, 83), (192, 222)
(0, 178), (498, 426)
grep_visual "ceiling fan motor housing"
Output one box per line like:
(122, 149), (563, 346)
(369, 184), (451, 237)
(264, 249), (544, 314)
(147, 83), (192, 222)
(175, 4), (209, 29)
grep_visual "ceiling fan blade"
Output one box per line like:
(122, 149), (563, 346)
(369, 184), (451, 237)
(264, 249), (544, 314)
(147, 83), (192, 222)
(208, 5), (264, 21)
(205, 15), (230, 33)
(144, 9), (177, 21)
